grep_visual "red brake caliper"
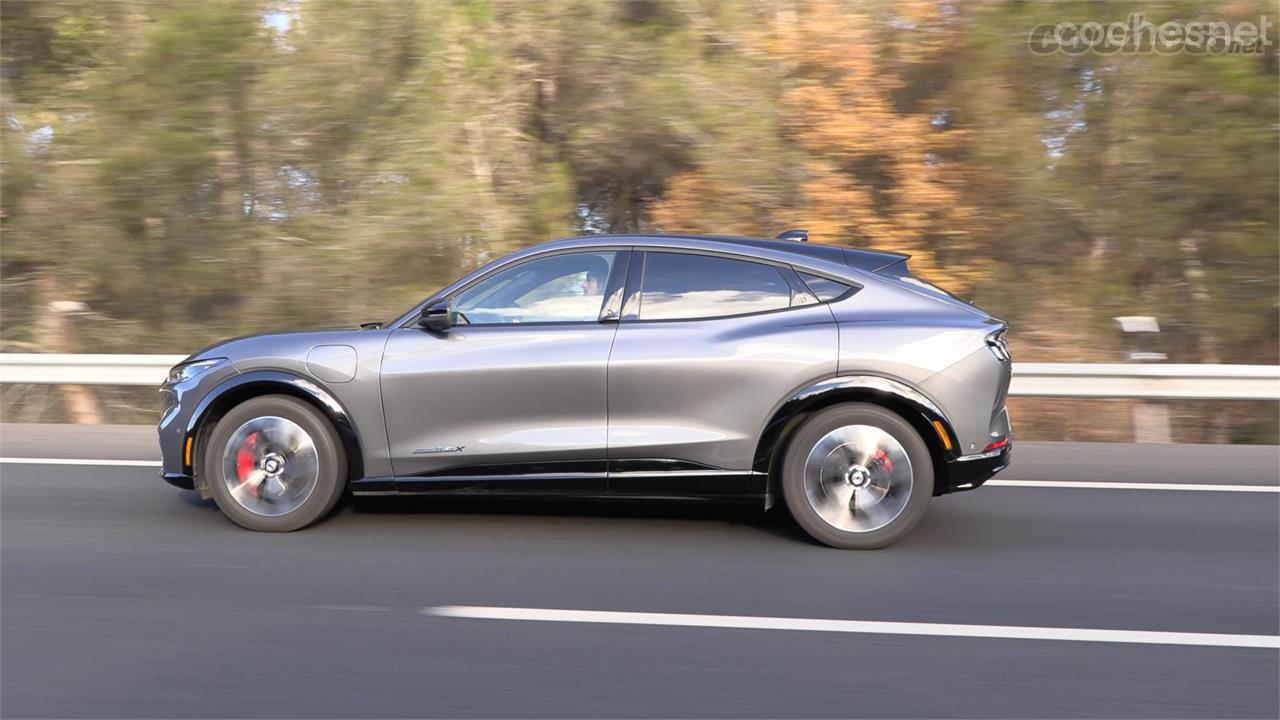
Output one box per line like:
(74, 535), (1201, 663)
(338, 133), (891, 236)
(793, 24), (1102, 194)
(871, 449), (893, 476)
(236, 432), (260, 497)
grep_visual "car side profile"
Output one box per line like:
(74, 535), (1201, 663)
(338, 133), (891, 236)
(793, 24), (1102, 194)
(159, 231), (1012, 549)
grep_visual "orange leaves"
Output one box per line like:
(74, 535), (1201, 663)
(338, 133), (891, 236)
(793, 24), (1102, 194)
(649, 0), (988, 292)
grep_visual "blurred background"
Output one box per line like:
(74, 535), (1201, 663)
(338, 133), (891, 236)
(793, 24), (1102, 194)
(1, 0), (1276, 440)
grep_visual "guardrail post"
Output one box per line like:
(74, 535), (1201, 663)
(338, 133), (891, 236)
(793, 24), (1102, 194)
(1114, 316), (1171, 443)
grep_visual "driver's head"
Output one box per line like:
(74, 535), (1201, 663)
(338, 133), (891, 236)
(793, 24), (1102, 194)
(580, 258), (610, 296)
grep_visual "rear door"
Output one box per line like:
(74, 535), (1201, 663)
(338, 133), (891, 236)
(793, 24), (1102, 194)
(606, 250), (839, 495)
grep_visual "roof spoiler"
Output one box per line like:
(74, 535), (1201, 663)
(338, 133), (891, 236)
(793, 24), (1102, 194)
(844, 248), (910, 273)
(772, 228), (907, 271)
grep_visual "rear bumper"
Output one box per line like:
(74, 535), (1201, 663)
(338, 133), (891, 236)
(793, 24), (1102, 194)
(942, 444), (1011, 493)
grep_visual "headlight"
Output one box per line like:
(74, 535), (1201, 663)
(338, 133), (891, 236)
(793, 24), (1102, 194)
(166, 358), (227, 385)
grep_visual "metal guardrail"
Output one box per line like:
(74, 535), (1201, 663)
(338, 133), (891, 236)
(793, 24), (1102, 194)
(0, 354), (187, 387)
(1010, 363), (1280, 400)
(0, 353), (1277, 400)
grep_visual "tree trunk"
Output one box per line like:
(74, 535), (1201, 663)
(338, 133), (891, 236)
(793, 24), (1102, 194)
(34, 268), (103, 424)
(464, 118), (506, 250)
(1179, 234), (1227, 443)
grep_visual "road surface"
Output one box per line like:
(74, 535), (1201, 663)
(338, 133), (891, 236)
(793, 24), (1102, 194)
(2, 424), (1277, 718)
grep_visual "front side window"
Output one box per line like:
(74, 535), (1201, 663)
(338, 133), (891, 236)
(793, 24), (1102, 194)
(452, 251), (617, 325)
(638, 252), (792, 321)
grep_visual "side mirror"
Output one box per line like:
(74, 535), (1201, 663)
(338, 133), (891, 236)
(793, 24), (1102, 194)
(417, 301), (452, 332)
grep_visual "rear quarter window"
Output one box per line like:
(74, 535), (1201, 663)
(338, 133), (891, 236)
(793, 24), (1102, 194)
(798, 272), (854, 302)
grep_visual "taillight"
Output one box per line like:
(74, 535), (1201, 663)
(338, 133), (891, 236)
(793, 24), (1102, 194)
(985, 329), (1010, 362)
(983, 438), (1010, 453)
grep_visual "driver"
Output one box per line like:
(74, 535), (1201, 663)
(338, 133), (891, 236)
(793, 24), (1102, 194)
(580, 258), (610, 297)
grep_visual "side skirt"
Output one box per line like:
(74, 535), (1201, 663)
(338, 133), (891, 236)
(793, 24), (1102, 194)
(349, 470), (767, 503)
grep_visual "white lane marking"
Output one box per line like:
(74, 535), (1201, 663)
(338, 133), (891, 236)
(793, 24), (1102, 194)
(988, 479), (1279, 493)
(424, 606), (1280, 650)
(1, 458), (1276, 493)
(0, 457), (161, 467)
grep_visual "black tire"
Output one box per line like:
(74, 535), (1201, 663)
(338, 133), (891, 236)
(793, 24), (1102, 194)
(781, 403), (933, 549)
(202, 394), (347, 532)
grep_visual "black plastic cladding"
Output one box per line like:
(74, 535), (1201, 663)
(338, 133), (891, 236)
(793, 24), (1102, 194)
(753, 375), (963, 497)
(184, 370), (365, 484)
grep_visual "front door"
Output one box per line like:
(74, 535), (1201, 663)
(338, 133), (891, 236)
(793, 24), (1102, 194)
(380, 250), (628, 491)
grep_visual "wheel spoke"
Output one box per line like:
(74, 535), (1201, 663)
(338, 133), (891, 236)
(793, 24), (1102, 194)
(852, 492), (897, 529)
(230, 469), (266, 498)
(265, 474), (287, 497)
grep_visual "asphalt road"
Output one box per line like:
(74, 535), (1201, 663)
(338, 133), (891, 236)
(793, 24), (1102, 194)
(2, 425), (1277, 718)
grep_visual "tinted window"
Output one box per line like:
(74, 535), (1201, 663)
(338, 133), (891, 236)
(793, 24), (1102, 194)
(452, 251), (616, 324)
(799, 272), (853, 302)
(639, 252), (791, 320)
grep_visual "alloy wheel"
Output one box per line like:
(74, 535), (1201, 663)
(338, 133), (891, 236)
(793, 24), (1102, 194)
(219, 415), (320, 517)
(802, 424), (914, 533)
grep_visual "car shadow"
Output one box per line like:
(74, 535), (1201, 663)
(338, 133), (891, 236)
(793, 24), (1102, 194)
(345, 493), (813, 544)
(178, 489), (218, 510)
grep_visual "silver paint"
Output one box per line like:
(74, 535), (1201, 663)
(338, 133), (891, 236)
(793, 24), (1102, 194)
(380, 324), (616, 476)
(306, 344), (358, 383)
(171, 233), (1010, 491)
(607, 303), (838, 470)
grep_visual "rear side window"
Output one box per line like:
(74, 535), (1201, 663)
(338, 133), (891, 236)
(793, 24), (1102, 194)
(798, 272), (853, 302)
(639, 252), (792, 320)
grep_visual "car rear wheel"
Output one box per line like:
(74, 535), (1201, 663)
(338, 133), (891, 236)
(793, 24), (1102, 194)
(781, 403), (933, 549)
(203, 394), (346, 532)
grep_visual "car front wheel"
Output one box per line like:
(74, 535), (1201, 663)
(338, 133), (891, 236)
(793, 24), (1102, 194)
(203, 394), (347, 532)
(781, 403), (933, 549)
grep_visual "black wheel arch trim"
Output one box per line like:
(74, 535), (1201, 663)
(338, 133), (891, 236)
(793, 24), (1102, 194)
(182, 370), (365, 484)
(753, 374), (962, 497)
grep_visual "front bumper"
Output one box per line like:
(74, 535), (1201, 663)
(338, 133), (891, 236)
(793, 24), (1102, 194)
(158, 393), (193, 487)
(157, 360), (239, 490)
(161, 471), (195, 490)
(943, 444), (1011, 493)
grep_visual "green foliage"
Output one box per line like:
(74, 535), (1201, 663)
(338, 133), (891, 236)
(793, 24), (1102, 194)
(0, 0), (1275, 386)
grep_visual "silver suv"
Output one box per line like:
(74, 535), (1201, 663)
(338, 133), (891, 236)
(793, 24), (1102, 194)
(159, 232), (1012, 548)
